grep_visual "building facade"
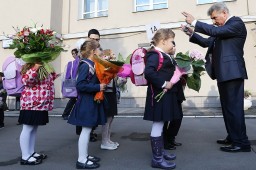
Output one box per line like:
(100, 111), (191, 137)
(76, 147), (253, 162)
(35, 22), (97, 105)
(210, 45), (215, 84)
(0, 0), (256, 108)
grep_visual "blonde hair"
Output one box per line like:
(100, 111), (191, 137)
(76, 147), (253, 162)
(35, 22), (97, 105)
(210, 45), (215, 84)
(150, 28), (175, 47)
(80, 40), (100, 58)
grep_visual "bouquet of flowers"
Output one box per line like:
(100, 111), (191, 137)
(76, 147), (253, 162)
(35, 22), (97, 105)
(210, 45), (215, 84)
(8, 25), (65, 79)
(93, 49), (124, 102)
(155, 49), (205, 102)
(175, 49), (205, 92)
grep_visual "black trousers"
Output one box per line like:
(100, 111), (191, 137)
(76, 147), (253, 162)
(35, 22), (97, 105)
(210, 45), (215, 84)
(218, 79), (250, 147)
(62, 98), (76, 117)
(0, 108), (4, 126)
(163, 119), (182, 141)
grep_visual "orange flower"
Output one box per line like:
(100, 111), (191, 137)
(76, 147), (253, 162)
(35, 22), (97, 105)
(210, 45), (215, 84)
(93, 55), (123, 102)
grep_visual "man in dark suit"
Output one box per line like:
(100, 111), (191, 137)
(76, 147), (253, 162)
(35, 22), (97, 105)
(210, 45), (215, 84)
(181, 2), (251, 152)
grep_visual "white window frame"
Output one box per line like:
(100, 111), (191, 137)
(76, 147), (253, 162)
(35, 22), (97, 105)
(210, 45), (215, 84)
(134, 0), (168, 12)
(197, 0), (236, 5)
(80, 0), (108, 19)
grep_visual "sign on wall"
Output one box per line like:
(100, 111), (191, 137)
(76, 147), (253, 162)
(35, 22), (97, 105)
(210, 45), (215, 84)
(145, 22), (161, 41)
(2, 39), (13, 49)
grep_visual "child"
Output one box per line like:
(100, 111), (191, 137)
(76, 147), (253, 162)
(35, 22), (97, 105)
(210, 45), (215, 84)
(68, 40), (106, 169)
(0, 72), (6, 129)
(144, 28), (180, 169)
(19, 63), (59, 165)
(100, 49), (120, 150)
(62, 48), (79, 120)
(163, 45), (186, 150)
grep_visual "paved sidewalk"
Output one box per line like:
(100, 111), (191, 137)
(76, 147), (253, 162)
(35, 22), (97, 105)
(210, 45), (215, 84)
(5, 106), (256, 117)
(0, 116), (256, 170)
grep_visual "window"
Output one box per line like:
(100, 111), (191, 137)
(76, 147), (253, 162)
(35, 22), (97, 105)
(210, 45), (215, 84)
(134, 0), (168, 12)
(197, 0), (236, 5)
(82, 0), (108, 19)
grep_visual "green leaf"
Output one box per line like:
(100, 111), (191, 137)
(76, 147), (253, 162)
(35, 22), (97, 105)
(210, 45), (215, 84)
(186, 74), (201, 92)
(117, 53), (125, 62)
(191, 59), (205, 67)
(125, 54), (132, 64)
(175, 52), (190, 61)
(176, 58), (191, 68)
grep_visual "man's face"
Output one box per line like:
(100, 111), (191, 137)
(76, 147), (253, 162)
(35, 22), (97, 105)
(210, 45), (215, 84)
(89, 34), (100, 41)
(210, 10), (228, 26)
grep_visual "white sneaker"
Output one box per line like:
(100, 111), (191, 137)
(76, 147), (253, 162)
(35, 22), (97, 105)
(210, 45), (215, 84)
(109, 141), (119, 147)
(100, 143), (118, 150)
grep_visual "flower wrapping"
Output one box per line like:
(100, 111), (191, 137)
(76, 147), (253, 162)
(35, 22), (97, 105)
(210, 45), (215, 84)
(8, 25), (65, 79)
(93, 55), (123, 102)
(155, 49), (205, 102)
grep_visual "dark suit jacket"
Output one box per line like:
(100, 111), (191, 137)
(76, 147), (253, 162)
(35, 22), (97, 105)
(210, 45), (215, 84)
(190, 16), (248, 83)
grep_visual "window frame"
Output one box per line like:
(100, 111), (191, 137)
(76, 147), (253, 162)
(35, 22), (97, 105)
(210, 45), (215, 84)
(134, 0), (168, 12)
(81, 0), (108, 19)
(197, 0), (236, 5)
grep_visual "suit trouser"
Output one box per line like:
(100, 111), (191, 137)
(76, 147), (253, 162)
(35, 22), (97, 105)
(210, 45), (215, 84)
(0, 108), (4, 126)
(62, 98), (77, 117)
(217, 79), (250, 147)
(163, 119), (182, 140)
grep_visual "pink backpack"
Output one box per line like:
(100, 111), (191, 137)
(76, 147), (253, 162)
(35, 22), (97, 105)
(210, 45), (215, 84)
(2, 56), (25, 96)
(130, 48), (163, 86)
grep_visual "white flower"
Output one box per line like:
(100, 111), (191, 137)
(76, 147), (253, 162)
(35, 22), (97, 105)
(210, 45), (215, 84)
(30, 28), (38, 33)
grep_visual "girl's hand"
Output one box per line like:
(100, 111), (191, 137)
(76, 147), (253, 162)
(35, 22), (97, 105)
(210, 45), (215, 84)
(164, 81), (173, 90)
(100, 84), (107, 91)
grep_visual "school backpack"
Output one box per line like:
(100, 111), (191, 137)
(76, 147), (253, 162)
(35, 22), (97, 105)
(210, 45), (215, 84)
(61, 59), (95, 98)
(2, 56), (25, 96)
(130, 48), (163, 86)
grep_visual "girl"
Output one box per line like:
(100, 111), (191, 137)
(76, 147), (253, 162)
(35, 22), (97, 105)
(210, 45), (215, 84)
(100, 49), (119, 150)
(68, 40), (106, 169)
(144, 28), (181, 169)
(19, 63), (58, 165)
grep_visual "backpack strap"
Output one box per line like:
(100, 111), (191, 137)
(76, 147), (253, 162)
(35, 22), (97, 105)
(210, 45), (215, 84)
(81, 60), (95, 76)
(153, 50), (164, 71)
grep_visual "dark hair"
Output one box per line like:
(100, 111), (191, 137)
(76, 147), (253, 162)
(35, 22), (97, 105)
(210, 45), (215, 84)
(71, 48), (78, 54)
(88, 29), (100, 37)
(0, 72), (4, 77)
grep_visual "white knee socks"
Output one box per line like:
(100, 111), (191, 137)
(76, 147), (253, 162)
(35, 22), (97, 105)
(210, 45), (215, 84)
(78, 127), (92, 164)
(20, 124), (37, 161)
(29, 126), (38, 155)
(151, 122), (164, 137)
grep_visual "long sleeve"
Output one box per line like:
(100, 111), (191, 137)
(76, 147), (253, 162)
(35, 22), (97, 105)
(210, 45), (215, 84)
(76, 62), (100, 93)
(144, 52), (166, 89)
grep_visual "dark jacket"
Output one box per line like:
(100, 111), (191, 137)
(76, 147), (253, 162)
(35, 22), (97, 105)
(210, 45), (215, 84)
(190, 16), (248, 82)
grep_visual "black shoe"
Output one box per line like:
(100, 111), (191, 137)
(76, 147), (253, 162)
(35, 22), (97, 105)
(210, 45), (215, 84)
(220, 145), (251, 152)
(171, 140), (182, 146)
(76, 160), (100, 169)
(20, 155), (42, 165)
(63, 116), (69, 120)
(164, 144), (176, 150)
(32, 152), (47, 160)
(87, 155), (100, 162)
(90, 133), (97, 142)
(217, 139), (232, 145)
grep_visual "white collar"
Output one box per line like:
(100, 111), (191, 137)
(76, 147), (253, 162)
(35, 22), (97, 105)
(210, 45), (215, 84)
(154, 47), (171, 58)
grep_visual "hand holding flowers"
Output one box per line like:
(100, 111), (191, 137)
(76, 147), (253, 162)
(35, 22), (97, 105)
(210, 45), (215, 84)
(155, 49), (205, 102)
(8, 24), (65, 79)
